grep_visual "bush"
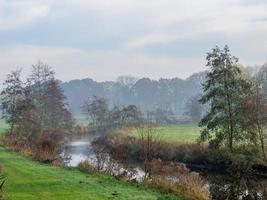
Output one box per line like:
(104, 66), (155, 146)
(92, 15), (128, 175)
(32, 132), (62, 163)
(143, 159), (209, 200)
(78, 160), (97, 174)
(174, 143), (208, 164)
(175, 172), (209, 200)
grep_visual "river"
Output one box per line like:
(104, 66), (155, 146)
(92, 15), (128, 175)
(65, 137), (267, 200)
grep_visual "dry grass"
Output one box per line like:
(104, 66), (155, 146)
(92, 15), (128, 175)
(143, 159), (209, 200)
(78, 160), (98, 173)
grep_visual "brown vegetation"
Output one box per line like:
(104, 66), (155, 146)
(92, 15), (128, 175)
(143, 159), (209, 200)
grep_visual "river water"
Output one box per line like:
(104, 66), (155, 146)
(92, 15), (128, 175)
(65, 137), (267, 200)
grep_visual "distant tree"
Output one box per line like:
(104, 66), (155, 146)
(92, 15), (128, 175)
(108, 105), (142, 128)
(83, 96), (109, 129)
(109, 106), (123, 128)
(120, 105), (142, 126)
(150, 105), (175, 125)
(61, 73), (205, 117)
(116, 75), (138, 87)
(199, 46), (250, 151)
(257, 64), (267, 98)
(184, 95), (203, 123)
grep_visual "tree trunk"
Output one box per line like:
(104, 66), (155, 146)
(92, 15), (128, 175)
(224, 68), (234, 151)
(258, 127), (266, 160)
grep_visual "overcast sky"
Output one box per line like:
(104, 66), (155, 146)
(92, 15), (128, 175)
(0, 0), (267, 83)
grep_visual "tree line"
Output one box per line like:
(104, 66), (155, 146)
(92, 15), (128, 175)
(82, 95), (190, 131)
(61, 73), (205, 117)
(82, 96), (142, 131)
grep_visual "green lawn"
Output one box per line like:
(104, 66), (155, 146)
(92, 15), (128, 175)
(130, 124), (201, 143)
(0, 148), (179, 200)
(76, 119), (201, 143)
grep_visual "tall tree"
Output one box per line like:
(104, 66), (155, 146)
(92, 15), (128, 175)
(42, 79), (74, 134)
(1, 70), (25, 134)
(28, 62), (55, 133)
(199, 45), (249, 151)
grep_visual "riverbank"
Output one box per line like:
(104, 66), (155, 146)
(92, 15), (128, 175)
(0, 148), (180, 200)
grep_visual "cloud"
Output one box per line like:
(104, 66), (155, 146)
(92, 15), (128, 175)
(0, 0), (49, 30)
(0, 0), (266, 81)
(123, 34), (179, 49)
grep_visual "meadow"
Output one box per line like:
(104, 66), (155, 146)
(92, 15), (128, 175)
(127, 124), (201, 143)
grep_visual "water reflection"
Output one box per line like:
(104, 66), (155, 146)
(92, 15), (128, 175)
(66, 139), (92, 166)
(203, 170), (267, 199)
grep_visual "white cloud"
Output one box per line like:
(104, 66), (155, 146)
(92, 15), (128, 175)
(0, 0), (266, 81)
(123, 34), (179, 49)
(121, 0), (267, 48)
(0, 0), (49, 30)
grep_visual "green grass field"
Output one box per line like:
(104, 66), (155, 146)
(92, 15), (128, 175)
(0, 148), (179, 200)
(130, 124), (201, 143)
(75, 119), (201, 143)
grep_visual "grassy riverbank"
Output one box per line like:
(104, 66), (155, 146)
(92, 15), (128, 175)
(0, 148), (179, 200)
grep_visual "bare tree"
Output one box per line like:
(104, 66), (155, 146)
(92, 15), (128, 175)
(137, 125), (161, 177)
(241, 80), (267, 159)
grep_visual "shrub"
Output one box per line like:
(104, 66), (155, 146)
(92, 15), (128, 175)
(33, 132), (62, 163)
(18, 148), (33, 157)
(174, 143), (208, 164)
(78, 160), (97, 174)
(143, 159), (209, 200)
(175, 172), (209, 200)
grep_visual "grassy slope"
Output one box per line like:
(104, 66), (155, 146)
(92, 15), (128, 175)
(0, 149), (179, 200)
(130, 124), (201, 142)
